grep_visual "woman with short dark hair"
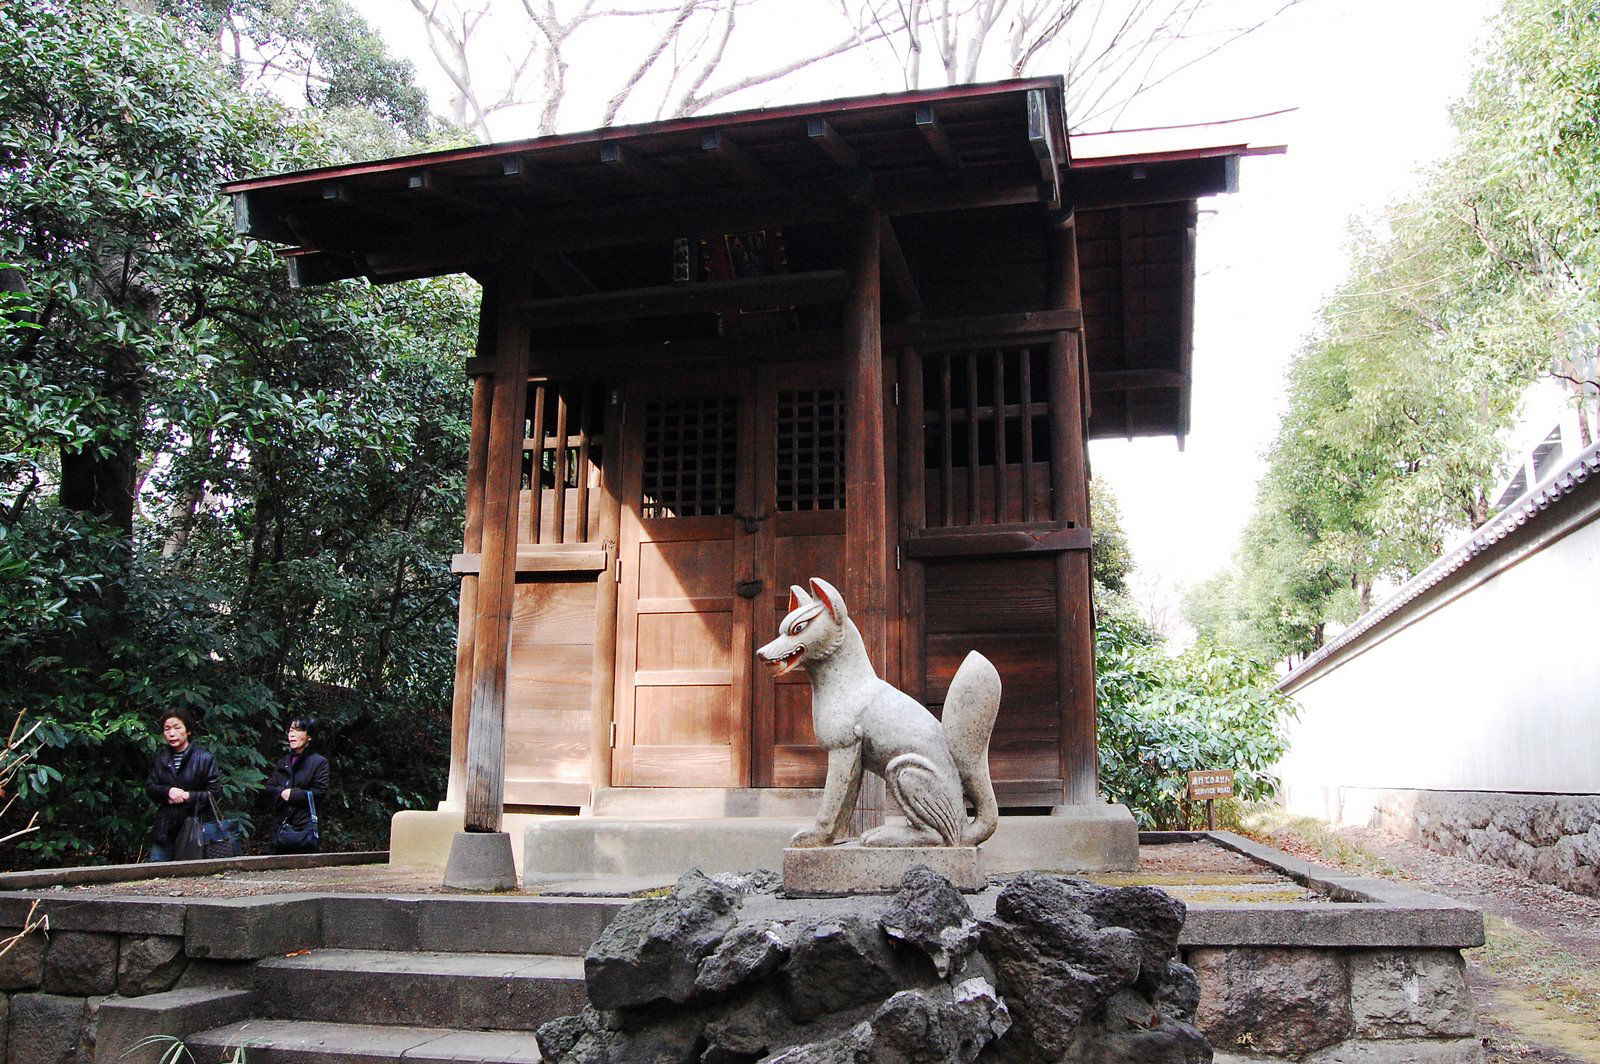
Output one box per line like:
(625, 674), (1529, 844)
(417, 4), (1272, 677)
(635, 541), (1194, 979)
(265, 716), (330, 853)
(144, 710), (221, 862)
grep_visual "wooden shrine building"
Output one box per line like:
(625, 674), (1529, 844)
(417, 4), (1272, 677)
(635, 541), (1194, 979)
(225, 79), (1265, 836)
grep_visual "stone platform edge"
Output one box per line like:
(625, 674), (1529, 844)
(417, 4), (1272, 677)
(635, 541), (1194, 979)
(0, 849), (388, 891)
(1142, 829), (1486, 949)
(0, 829), (1485, 953)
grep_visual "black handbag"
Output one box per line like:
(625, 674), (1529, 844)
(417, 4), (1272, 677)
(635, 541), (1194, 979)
(200, 794), (243, 859)
(274, 791), (320, 853)
(173, 812), (206, 861)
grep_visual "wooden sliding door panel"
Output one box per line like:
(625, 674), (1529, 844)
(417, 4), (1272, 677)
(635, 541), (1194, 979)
(614, 381), (751, 787)
(752, 368), (845, 788)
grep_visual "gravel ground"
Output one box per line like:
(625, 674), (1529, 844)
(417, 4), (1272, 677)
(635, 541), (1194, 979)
(1245, 815), (1600, 1064)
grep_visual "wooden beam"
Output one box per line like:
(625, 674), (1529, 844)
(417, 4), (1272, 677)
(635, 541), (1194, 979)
(530, 253), (598, 296)
(451, 547), (608, 574)
(895, 341), (926, 697)
(702, 130), (773, 184)
(500, 155), (591, 205)
(588, 388), (625, 794)
(600, 142), (675, 195)
(844, 207), (888, 835)
(1045, 218), (1096, 805)
(915, 104), (961, 168)
(524, 311), (1083, 376)
(878, 217), (921, 321)
(446, 297), (496, 808)
(1177, 200), (1198, 440)
(1090, 369), (1188, 392)
(904, 526), (1090, 558)
(1027, 88), (1062, 210)
(463, 269), (535, 833)
(807, 117), (860, 171)
(521, 269), (850, 327)
(1061, 155), (1235, 209)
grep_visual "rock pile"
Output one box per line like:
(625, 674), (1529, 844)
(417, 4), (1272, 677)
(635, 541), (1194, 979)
(536, 866), (1212, 1063)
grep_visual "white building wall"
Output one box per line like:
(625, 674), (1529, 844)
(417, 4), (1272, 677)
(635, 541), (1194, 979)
(1278, 498), (1600, 820)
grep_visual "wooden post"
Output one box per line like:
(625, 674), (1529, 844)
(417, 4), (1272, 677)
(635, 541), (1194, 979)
(1046, 213), (1098, 805)
(446, 373), (493, 806)
(844, 208), (888, 834)
(446, 288), (498, 807)
(463, 270), (535, 833)
(588, 387), (625, 796)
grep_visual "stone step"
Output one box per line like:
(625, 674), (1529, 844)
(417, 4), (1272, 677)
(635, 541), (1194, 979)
(315, 894), (627, 957)
(187, 1018), (542, 1063)
(253, 949), (585, 1031)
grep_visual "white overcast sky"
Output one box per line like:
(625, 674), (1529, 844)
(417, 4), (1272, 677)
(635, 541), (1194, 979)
(352, 0), (1500, 620)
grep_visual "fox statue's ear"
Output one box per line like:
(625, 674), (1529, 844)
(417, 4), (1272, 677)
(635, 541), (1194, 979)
(787, 584), (812, 613)
(808, 577), (845, 623)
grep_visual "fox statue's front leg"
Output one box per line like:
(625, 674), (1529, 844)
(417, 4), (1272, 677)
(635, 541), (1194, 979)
(790, 744), (862, 848)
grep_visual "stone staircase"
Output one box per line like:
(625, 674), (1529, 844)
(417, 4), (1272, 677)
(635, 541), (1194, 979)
(164, 894), (625, 1064)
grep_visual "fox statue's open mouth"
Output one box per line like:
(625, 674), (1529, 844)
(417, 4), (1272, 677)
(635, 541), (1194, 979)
(768, 646), (805, 676)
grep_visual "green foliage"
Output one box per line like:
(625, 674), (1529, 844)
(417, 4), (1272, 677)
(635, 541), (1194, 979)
(0, 0), (476, 865)
(1089, 482), (1135, 593)
(1096, 623), (1297, 829)
(1189, 0), (1600, 661)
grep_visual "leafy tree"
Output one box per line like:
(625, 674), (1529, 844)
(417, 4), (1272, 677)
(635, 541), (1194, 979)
(1096, 627), (1296, 829)
(1190, 0), (1600, 661)
(1089, 481), (1134, 594)
(0, 0), (476, 865)
(157, 0), (437, 140)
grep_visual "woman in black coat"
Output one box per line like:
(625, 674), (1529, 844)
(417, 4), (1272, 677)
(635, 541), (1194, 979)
(265, 716), (330, 853)
(145, 709), (221, 862)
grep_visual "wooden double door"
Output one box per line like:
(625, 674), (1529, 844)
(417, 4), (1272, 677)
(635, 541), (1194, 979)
(612, 362), (845, 788)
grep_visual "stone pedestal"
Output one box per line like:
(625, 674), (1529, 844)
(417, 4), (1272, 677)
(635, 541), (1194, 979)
(442, 830), (517, 891)
(782, 844), (984, 895)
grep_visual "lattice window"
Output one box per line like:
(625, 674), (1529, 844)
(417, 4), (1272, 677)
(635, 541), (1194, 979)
(519, 379), (606, 544)
(776, 389), (845, 512)
(641, 397), (738, 518)
(921, 345), (1054, 527)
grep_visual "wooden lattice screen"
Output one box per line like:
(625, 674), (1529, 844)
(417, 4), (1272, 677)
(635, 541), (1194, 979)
(640, 396), (739, 519)
(776, 388), (845, 512)
(520, 379), (606, 543)
(921, 345), (1054, 527)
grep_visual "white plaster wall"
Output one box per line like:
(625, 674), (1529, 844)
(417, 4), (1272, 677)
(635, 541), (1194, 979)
(1279, 512), (1600, 818)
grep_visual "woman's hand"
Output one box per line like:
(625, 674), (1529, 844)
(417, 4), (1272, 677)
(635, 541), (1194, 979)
(167, 787), (189, 803)
(281, 788), (291, 801)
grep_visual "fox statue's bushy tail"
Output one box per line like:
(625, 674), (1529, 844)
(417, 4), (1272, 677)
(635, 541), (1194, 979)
(943, 650), (1001, 846)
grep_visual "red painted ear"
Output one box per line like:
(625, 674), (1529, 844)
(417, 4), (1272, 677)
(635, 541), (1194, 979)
(788, 584), (812, 613)
(809, 577), (844, 623)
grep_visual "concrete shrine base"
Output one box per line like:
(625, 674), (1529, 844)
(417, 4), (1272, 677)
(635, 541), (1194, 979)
(514, 802), (1138, 883)
(389, 798), (1139, 882)
(782, 843), (985, 894)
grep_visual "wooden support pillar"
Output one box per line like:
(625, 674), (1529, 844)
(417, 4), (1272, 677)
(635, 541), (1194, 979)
(1046, 213), (1098, 804)
(588, 387), (625, 795)
(447, 287), (497, 807)
(464, 270), (535, 833)
(844, 208), (888, 834)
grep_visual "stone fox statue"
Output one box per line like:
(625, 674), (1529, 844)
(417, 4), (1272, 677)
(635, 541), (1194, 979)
(757, 577), (1001, 849)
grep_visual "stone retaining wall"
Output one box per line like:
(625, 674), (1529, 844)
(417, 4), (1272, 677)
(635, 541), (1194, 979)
(1338, 788), (1600, 897)
(0, 923), (191, 1062)
(1194, 946), (1480, 1062)
(0, 835), (1488, 1063)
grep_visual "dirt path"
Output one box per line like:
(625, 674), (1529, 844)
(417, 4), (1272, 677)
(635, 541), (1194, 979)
(1243, 813), (1600, 1064)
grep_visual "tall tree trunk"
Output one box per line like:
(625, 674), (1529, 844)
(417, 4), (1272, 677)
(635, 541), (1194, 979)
(58, 343), (139, 540)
